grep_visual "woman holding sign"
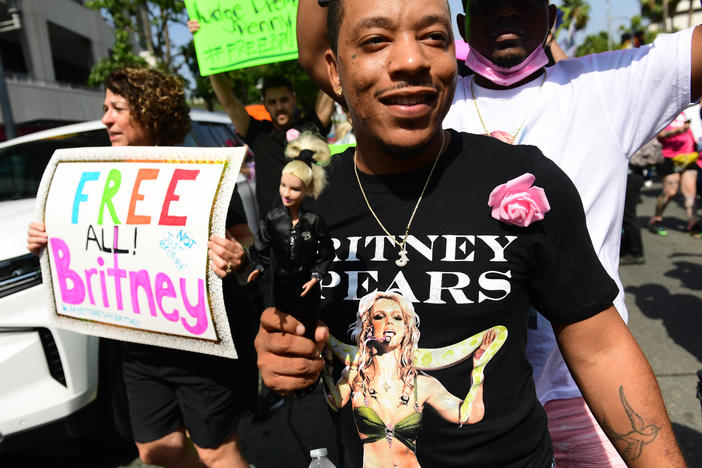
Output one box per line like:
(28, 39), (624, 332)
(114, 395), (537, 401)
(27, 67), (256, 468)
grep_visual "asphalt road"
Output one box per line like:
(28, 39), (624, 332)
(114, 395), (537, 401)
(1, 182), (701, 468)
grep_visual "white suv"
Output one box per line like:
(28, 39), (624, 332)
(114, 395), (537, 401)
(0, 111), (257, 451)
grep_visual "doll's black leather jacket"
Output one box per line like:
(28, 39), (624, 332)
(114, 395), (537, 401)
(251, 205), (334, 280)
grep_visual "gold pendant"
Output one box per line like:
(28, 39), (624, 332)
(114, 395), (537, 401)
(395, 249), (408, 267)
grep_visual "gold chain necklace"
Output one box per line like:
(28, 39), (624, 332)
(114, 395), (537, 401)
(354, 131), (446, 268)
(470, 71), (547, 145)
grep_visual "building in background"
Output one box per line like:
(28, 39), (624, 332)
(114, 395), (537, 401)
(665, 0), (702, 32)
(0, 0), (113, 140)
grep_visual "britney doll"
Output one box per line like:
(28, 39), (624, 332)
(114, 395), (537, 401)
(248, 133), (334, 340)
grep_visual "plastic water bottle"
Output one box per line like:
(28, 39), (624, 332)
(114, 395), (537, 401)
(308, 448), (336, 468)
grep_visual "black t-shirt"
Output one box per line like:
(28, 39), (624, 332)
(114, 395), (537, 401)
(312, 130), (618, 468)
(243, 113), (330, 217)
(225, 189), (247, 228)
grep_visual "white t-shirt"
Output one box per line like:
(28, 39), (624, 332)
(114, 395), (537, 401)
(444, 28), (693, 404)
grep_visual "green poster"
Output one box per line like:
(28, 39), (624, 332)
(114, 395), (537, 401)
(186, 0), (299, 75)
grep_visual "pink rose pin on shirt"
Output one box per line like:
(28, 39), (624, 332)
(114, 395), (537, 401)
(488, 173), (550, 227)
(286, 128), (300, 142)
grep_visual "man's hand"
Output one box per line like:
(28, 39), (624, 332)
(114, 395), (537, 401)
(254, 307), (329, 394)
(27, 222), (48, 256)
(187, 19), (200, 34)
(208, 233), (246, 278)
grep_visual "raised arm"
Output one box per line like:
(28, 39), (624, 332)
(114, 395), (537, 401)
(188, 20), (253, 138)
(692, 25), (702, 100)
(555, 306), (686, 467)
(315, 90), (335, 129)
(297, 0), (342, 104)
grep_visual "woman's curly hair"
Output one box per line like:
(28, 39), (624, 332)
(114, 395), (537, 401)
(105, 67), (190, 145)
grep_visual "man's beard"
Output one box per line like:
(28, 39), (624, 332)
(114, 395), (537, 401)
(492, 52), (526, 68)
(372, 131), (436, 160)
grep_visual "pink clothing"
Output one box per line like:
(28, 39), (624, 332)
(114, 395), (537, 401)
(661, 115), (696, 159)
(545, 397), (626, 468)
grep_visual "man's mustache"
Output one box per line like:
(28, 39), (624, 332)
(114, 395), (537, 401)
(373, 82), (440, 99)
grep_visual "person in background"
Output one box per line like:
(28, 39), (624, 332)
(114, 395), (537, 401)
(621, 138), (663, 265)
(188, 19), (335, 218)
(27, 67), (256, 468)
(650, 112), (701, 238)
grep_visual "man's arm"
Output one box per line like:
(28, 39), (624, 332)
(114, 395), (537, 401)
(692, 25), (702, 101)
(188, 20), (253, 138)
(555, 307), (686, 467)
(209, 73), (253, 139)
(314, 91), (335, 129)
(297, 0), (342, 104)
(548, 34), (568, 63)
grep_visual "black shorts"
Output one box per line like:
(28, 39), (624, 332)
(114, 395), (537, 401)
(658, 157), (699, 176)
(122, 343), (257, 448)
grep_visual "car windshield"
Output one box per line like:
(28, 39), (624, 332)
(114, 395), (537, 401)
(0, 129), (110, 202)
(0, 120), (242, 202)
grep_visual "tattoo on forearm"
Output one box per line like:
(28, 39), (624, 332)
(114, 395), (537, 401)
(602, 386), (660, 461)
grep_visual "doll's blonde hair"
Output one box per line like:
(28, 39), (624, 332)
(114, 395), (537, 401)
(283, 132), (331, 199)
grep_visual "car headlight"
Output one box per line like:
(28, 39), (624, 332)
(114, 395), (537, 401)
(0, 253), (42, 298)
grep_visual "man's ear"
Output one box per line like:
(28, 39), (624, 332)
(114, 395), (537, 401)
(457, 14), (467, 42)
(325, 49), (341, 95)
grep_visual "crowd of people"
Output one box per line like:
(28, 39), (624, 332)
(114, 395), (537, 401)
(26, 0), (702, 467)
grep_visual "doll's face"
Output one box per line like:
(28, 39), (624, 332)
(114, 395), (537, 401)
(279, 173), (308, 208)
(369, 298), (406, 349)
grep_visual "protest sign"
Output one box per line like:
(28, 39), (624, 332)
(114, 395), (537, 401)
(185, 0), (298, 75)
(35, 146), (246, 358)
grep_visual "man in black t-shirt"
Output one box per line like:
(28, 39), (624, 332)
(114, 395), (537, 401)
(189, 19), (334, 217)
(241, 76), (332, 216)
(254, 1), (685, 467)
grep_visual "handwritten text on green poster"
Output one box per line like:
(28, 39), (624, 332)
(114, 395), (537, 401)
(185, 0), (299, 75)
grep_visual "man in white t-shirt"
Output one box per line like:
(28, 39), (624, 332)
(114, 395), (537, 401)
(439, 1), (701, 466)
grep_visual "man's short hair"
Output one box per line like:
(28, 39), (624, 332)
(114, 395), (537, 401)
(327, 0), (344, 54)
(261, 76), (293, 98)
(328, 0), (451, 54)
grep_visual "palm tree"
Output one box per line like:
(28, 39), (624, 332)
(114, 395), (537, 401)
(640, 0), (683, 32)
(560, 0), (591, 32)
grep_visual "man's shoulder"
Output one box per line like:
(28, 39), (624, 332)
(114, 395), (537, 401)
(294, 112), (328, 134)
(325, 147), (354, 178)
(453, 130), (542, 160)
(246, 117), (275, 138)
(450, 131), (564, 185)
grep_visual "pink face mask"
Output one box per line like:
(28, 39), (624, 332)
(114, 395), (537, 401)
(465, 45), (549, 87)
